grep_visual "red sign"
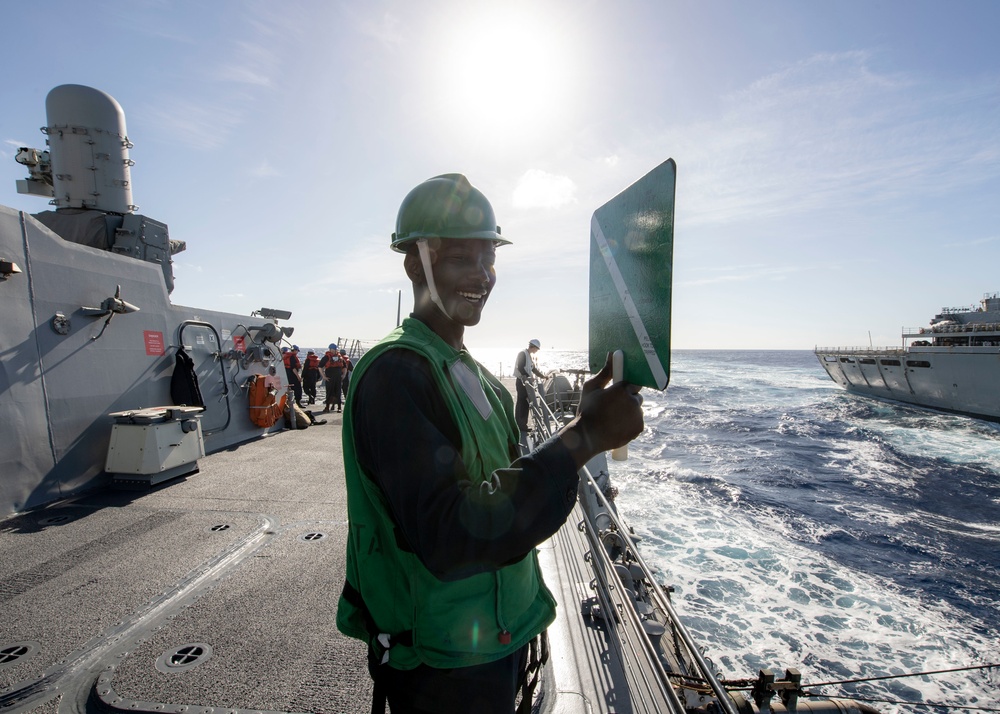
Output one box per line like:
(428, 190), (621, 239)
(144, 330), (165, 356)
(233, 335), (246, 352)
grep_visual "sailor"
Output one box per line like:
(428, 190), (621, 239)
(302, 350), (321, 405)
(338, 348), (353, 399)
(281, 345), (303, 406)
(320, 344), (345, 413)
(514, 338), (545, 439)
(336, 173), (644, 714)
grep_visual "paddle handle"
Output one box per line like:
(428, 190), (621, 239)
(611, 350), (628, 461)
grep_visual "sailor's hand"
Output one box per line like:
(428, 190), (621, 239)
(559, 354), (643, 468)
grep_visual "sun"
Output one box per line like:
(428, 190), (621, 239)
(431, 4), (577, 144)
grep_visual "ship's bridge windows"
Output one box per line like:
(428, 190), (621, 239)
(906, 360), (931, 368)
(859, 358), (877, 364)
(839, 357), (855, 363)
(823, 356), (837, 362)
(879, 359), (901, 366)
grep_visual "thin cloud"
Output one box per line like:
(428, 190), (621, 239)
(138, 5), (299, 149)
(662, 51), (1000, 227)
(2, 139), (29, 159)
(512, 169), (577, 209)
(942, 234), (1000, 249)
(681, 263), (809, 287)
(213, 64), (273, 88)
(302, 237), (402, 292)
(354, 10), (403, 47)
(212, 39), (279, 87)
(142, 99), (243, 150)
(250, 160), (280, 178)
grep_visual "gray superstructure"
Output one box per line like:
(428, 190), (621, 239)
(815, 293), (1000, 421)
(1, 85), (293, 518)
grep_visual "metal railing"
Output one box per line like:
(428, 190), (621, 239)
(524, 378), (740, 714)
(813, 346), (904, 354)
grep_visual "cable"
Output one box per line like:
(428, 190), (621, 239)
(801, 663), (1000, 713)
(805, 663), (999, 688)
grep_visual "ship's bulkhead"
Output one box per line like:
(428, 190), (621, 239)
(0, 207), (283, 516)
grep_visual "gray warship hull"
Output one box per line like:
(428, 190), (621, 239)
(816, 293), (1000, 422)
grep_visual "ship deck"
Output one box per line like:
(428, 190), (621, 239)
(1, 379), (646, 714)
(0, 408), (372, 714)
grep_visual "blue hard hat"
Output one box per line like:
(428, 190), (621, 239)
(329, 343), (338, 350)
(292, 344), (300, 351)
(281, 347), (289, 353)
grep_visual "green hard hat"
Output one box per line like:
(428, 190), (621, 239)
(390, 173), (511, 253)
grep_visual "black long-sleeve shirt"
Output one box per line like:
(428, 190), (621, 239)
(351, 348), (579, 582)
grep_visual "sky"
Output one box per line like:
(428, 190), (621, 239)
(2, 0), (999, 352)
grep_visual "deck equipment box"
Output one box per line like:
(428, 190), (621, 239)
(105, 406), (205, 487)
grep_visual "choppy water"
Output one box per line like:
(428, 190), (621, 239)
(480, 347), (1000, 712)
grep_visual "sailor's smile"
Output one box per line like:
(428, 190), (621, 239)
(430, 239), (496, 325)
(458, 289), (487, 304)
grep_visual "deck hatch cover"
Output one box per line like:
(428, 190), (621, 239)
(155, 643), (214, 673)
(298, 532), (328, 542)
(0, 642), (39, 671)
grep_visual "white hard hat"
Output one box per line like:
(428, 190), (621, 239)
(528, 339), (541, 348)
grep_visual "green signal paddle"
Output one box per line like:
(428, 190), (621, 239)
(589, 159), (675, 459)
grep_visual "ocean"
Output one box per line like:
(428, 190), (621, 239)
(478, 347), (1000, 713)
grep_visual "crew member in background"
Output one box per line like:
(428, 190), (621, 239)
(514, 339), (545, 439)
(320, 344), (345, 413)
(282, 345), (303, 407)
(339, 348), (353, 400)
(302, 349), (321, 405)
(336, 173), (644, 714)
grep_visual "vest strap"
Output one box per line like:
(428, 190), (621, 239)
(341, 580), (414, 663)
(342, 580), (417, 714)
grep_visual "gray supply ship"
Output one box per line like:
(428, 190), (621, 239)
(2, 85), (882, 713)
(815, 293), (1000, 422)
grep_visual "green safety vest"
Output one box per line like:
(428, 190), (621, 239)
(336, 318), (556, 669)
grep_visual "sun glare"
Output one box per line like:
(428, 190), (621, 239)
(433, 5), (576, 144)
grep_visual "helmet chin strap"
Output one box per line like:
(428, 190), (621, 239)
(416, 239), (454, 321)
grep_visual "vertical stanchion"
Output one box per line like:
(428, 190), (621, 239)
(611, 350), (628, 461)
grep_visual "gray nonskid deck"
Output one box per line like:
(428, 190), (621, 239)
(0, 414), (371, 714)
(3, 379), (648, 714)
